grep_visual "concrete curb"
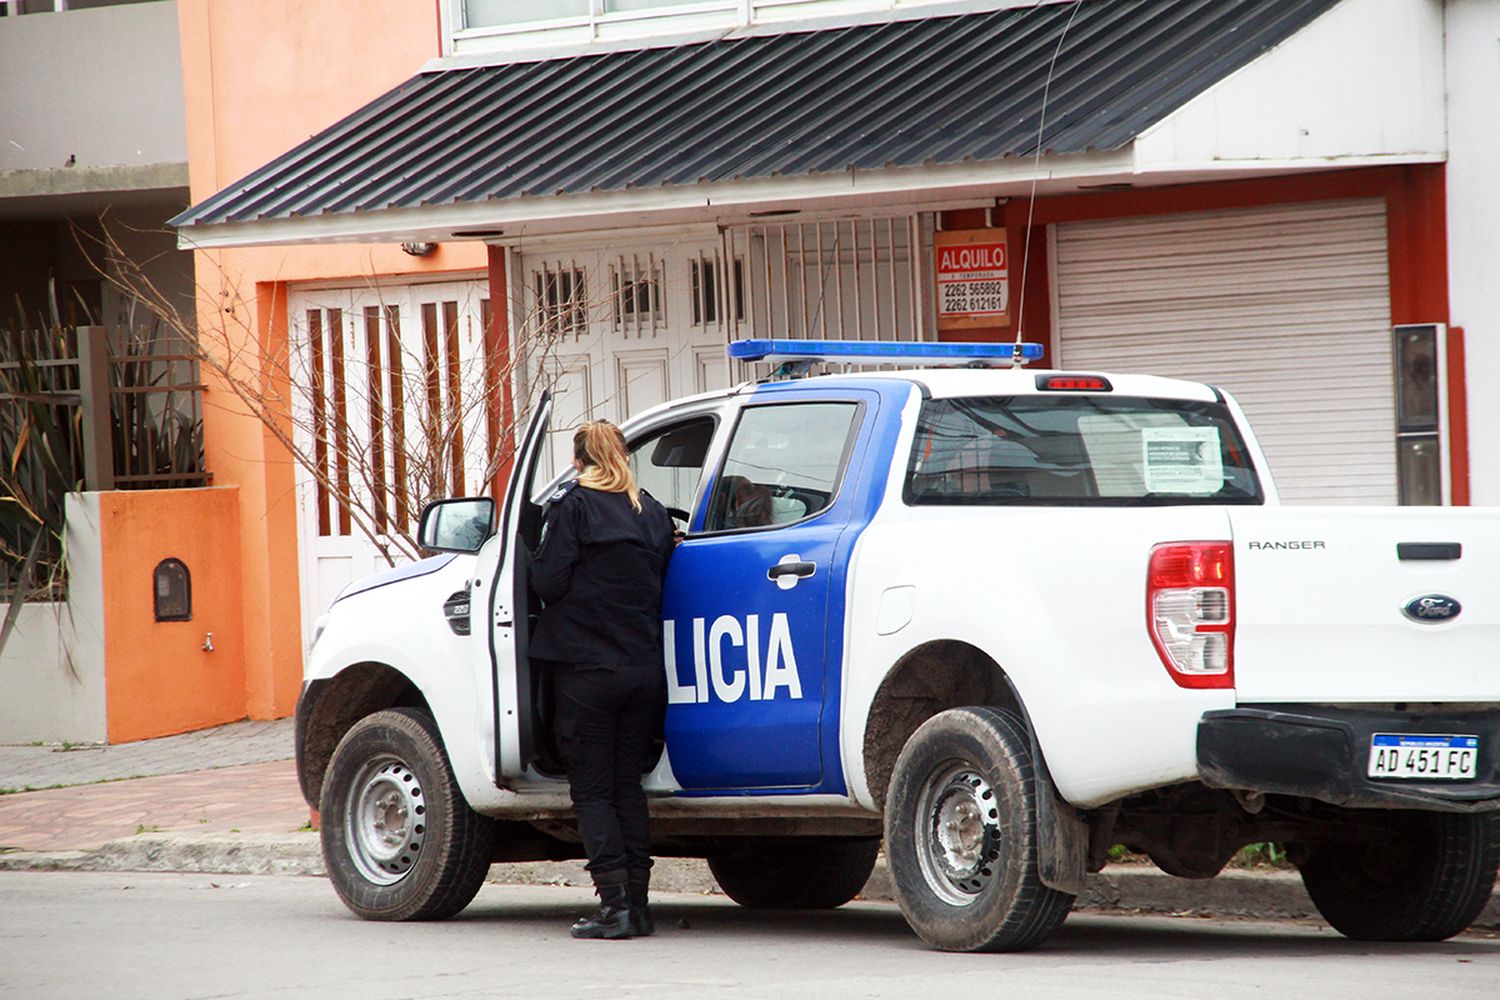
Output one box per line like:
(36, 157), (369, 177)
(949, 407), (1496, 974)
(3, 832), (1496, 930)
(0, 833), (324, 876)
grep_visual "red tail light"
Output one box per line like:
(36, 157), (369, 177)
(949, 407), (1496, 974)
(1146, 542), (1234, 689)
(1035, 374), (1113, 391)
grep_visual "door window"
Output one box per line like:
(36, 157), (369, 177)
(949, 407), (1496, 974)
(703, 402), (859, 532)
(627, 417), (717, 522)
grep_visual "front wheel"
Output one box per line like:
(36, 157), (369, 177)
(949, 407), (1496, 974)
(884, 707), (1074, 952)
(1298, 810), (1500, 941)
(320, 708), (495, 921)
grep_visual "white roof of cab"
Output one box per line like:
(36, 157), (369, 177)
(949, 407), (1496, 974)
(809, 367), (1223, 402)
(622, 365), (1222, 430)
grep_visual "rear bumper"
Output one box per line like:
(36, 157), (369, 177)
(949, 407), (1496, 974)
(1197, 705), (1500, 813)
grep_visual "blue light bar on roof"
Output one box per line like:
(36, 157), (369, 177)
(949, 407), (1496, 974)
(727, 339), (1044, 366)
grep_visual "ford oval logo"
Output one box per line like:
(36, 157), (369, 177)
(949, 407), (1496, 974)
(1403, 594), (1462, 624)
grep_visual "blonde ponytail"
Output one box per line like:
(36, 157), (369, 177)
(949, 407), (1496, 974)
(574, 420), (641, 512)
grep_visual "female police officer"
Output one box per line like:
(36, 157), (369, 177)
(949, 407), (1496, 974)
(529, 420), (676, 939)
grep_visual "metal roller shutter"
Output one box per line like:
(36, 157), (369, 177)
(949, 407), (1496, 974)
(1053, 199), (1395, 505)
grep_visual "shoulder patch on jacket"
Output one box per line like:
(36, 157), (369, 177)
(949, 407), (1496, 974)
(546, 480), (579, 505)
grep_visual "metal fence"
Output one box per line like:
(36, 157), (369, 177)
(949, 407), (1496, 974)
(0, 325), (209, 491)
(0, 324), (208, 598)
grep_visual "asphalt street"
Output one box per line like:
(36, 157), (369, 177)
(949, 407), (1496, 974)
(3, 871), (1496, 1000)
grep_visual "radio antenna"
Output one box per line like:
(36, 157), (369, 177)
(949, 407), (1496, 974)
(1014, 0), (1086, 348)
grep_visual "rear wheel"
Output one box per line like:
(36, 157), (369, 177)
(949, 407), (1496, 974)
(1299, 810), (1500, 941)
(320, 708), (495, 921)
(884, 707), (1073, 952)
(707, 837), (880, 909)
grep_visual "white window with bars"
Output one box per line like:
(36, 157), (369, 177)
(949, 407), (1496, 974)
(532, 263), (588, 340)
(690, 252), (744, 328)
(610, 253), (665, 335)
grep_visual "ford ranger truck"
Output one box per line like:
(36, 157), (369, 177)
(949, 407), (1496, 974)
(294, 339), (1499, 952)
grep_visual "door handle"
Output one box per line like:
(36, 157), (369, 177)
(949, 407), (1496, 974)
(767, 561), (816, 580)
(1397, 542), (1462, 561)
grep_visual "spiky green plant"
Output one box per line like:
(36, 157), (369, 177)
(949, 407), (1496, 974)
(0, 308), (84, 609)
(0, 285), (207, 657)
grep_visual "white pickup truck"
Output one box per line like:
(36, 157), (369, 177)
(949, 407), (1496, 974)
(295, 340), (1499, 951)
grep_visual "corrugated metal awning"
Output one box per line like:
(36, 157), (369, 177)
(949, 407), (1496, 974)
(173, 0), (1341, 246)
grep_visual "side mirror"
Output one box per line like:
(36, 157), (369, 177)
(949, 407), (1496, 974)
(417, 497), (495, 553)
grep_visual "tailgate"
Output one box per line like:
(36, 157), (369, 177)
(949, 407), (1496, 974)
(1229, 506), (1500, 703)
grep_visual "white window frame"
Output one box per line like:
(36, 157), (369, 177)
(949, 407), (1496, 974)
(445, 0), (741, 51)
(443, 0), (1022, 58)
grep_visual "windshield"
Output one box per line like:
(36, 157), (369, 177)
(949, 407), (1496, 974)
(905, 395), (1263, 506)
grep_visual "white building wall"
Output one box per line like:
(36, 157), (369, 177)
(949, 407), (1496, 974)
(0, 494), (108, 745)
(0, 1), (187, 175)
(1443, 0), (1500, 505)
(1134, 0), (1446, 171)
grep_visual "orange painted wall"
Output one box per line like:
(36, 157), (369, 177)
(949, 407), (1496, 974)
(100, 488), (247, 743)
(175, 0), (487, 720)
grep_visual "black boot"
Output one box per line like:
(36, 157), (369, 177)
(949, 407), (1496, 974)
(626, 868), (654, 937)
(571, 870), (634, 940)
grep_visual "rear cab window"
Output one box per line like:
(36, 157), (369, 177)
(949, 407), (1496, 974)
(905, 395), (1263, 506)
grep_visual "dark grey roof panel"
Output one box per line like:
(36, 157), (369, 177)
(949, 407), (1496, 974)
(174, 0), (1341, 230)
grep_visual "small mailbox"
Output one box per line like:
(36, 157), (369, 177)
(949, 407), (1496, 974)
(153, 558), (192, 622)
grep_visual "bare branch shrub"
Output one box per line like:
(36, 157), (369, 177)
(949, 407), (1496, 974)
(86, 225), (600, 566)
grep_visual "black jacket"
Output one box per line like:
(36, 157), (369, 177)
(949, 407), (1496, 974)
(528, 483), (676, 665)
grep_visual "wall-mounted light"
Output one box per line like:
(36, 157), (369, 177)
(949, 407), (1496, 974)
(1393, 324), (1447, 505)
(400, 241), (438, 257)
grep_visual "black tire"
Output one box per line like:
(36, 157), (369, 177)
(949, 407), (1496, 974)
(319, 708), (495, 921)
(884, 707), (1074, 952)
(707, 838), (880, 909)
(1299, 810), (1500, 941)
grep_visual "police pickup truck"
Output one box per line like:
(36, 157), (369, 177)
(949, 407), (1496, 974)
(296, 339), (1500, 952)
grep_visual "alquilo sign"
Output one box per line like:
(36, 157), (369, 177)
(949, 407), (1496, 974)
(935, 229), (1009, 330)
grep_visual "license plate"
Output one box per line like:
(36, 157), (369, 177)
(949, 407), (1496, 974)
(1368, 734), (1479, 780)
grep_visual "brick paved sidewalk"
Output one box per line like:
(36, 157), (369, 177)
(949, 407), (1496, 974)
(0, 718), (294, 791)
(0, 759), (309, 853)
(0, 717), (303, 854)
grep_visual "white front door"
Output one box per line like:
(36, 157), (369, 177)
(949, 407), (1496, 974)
(288, 278), (492, 649)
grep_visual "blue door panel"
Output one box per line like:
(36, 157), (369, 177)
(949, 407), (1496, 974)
(661, 520), (840, 788)
(661, 379), (911, 795)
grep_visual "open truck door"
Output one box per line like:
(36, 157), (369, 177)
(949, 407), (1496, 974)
(489, 391), (553, 783)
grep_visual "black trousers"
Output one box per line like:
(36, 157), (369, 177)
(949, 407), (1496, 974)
(547, 659), (665, 874)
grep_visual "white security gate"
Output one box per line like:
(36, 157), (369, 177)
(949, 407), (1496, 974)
(724, 215), (934, 344)
(289, 279), (492, 646)
(1052, 199), (1395, 505)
